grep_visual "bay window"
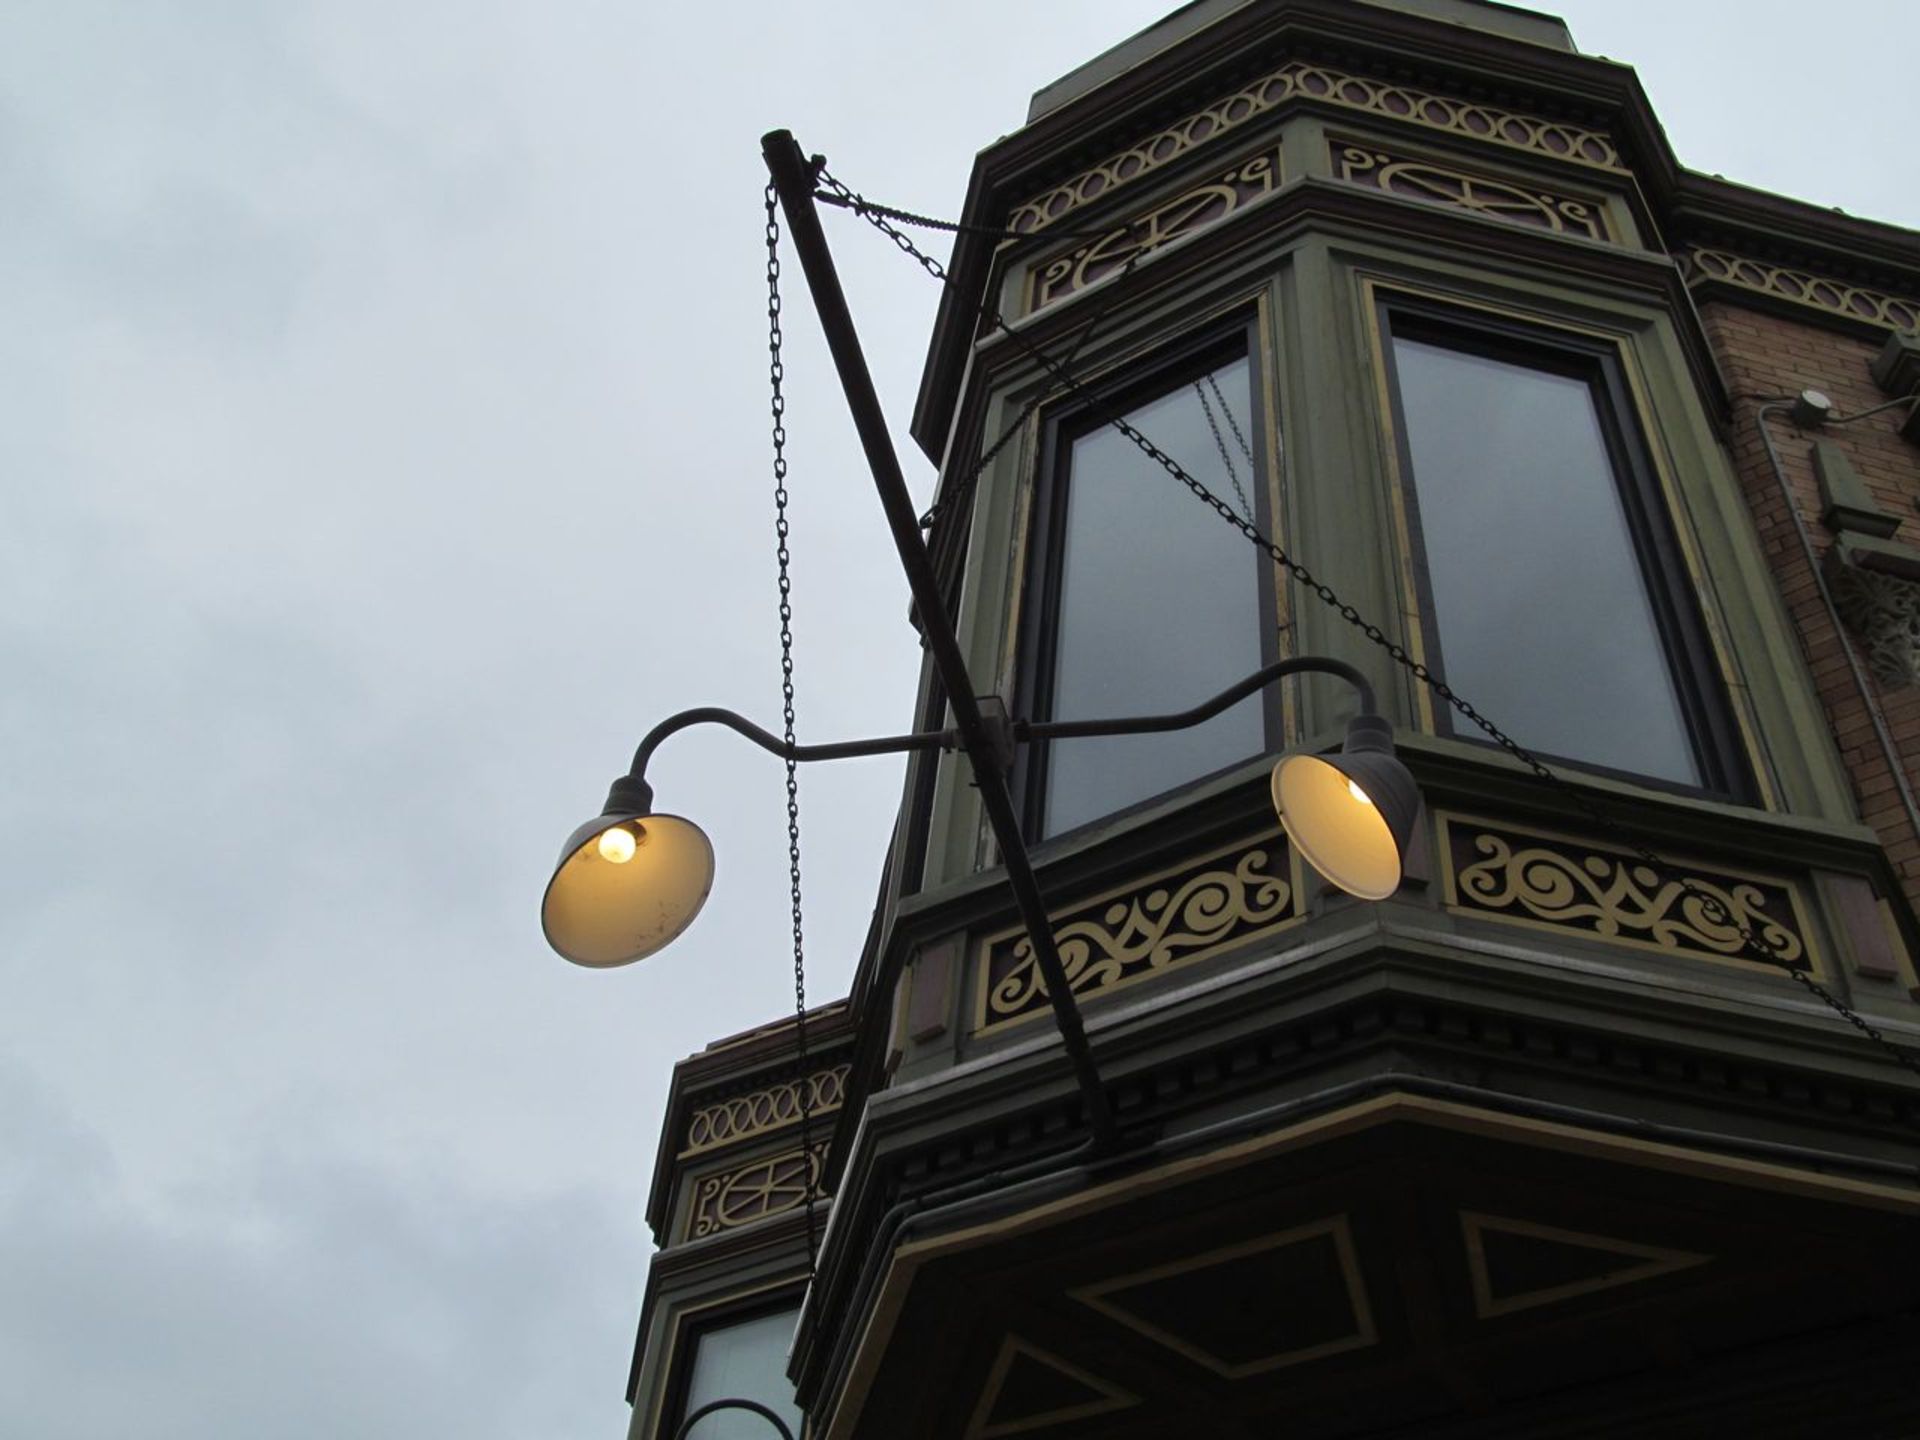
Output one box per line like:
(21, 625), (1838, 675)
(1011, 299), (1746, 849)
(1018, 325), (1278, 838)
(1381, 307), (1747, 794)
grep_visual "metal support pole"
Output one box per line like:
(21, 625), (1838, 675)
(762, 128), (1122, 1153)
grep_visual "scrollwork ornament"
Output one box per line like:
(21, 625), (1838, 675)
(1681, 248), (1920, 333)
(981, 844), (1296, 1027)
(1029, 148), (1280, 310)
(1010, 58), (1619, 236)
(688, 1144), (827, 1240)
(1334, 145), (1610, 241)
(1454, 831), (1805, 967)
(683, 1064), (849, 1155)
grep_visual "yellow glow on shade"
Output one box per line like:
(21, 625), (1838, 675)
(597, 825), (638, 864)
(1272, 755), (1403, 901)
(543, 813), (715, 967)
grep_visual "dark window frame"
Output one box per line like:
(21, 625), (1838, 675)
(662, 1291), (805, 1440)
(1014, 315), (1283, 840)
(1378, 299), (1752, 801)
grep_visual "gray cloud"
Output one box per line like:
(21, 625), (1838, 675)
(0, 1059), (640, 1440)
(1, 2), (1913, 1436)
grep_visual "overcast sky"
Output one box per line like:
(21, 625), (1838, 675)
(3, 2), (1916, 1437)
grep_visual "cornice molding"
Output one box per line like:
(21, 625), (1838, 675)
(913, 0), (1649, 457)
(1682, 245), (1920, 339)
(644, 1008), (857, 1242)
(1669, 171), (1920, 281)
(1008, 55), (1620, 243)
(964, 174), (1730, 433)
(797, 976), (1920, 1414)
(681, 1063), (851, 1156)
(909, 1), (1920, 460)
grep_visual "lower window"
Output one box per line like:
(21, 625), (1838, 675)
(675, 1304), (804, 1439)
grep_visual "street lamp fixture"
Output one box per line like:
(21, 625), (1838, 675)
(541, 128), (1421, 1156)
(1272, 713), (1422, 902)
(542, 659), (1421, 969)
(542, 777), (713, 970)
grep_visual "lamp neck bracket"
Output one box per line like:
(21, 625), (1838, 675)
(604, 774), (655, 817)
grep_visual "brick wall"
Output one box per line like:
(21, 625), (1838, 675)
(1700, 300), (1920, 908)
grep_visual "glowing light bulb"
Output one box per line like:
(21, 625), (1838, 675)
(1347, 779), (1374, 806)
(597, 825), (637, 864)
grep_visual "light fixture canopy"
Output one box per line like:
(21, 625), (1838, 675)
(1270, 714), (1421, 901)
(541, 775), (716, 968)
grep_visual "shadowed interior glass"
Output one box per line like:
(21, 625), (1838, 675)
(1044, 356), (1267, 835)
(1392, 336), (1701, 785)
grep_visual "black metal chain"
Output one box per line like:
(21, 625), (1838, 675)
(816, 168), (1920, 1088)
(766, 182), (821, 1278)
(1193, 375), (1256, 521)
(920, 391), (1032, 531)
(921, 247), (1145, 532)
(814, 186), (1120, 243)
(1207, 368), (1258, 467)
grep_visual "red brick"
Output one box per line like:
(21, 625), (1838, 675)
(1707, 296), (1920, 912)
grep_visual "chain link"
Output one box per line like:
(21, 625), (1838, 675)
(1193, 375), (1255, 521)
(921, 396), (1027, 531)
(766, 182), (821, 1278)
(817, 167), (1920, 1090)
(814, 187), (1119, 243)
(1207, 369), (1258, 468)
(921, 248), (1145, 532)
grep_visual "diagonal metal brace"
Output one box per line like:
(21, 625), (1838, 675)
(763, 128), (1123, 1154)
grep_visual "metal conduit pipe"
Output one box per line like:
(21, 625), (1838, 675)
(1751, 400), (1920, 850)
(797, 1068), (1920, 1417)
(1830, 394), (1920, 427)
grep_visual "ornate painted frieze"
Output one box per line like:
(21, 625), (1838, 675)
(1681, 248), (1920, 333)
(1333, 142), (1610, 241)
(681, 1063), (850, 1156)
(1438, 813), (1816, 974)
(1027, 145), (1281, 311)
(686, 1143), (826, 1241)
(975, 835), (1301, 1033)
(1008, 59), (1620, 237)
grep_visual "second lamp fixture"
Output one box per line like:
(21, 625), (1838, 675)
(543, 660), (1421, 970)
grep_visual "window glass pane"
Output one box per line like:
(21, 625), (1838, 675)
(1045, 356), (1266, 835)
(1392, 336), (1700, 785)
(681, 1306), (803, 1440)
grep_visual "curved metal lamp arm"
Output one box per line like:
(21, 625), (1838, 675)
(629, 706), (959, 781)
(628, 659), (1372, 782)
(672, 1398), (797, 1440)
(1022, 656), (1374, 742)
